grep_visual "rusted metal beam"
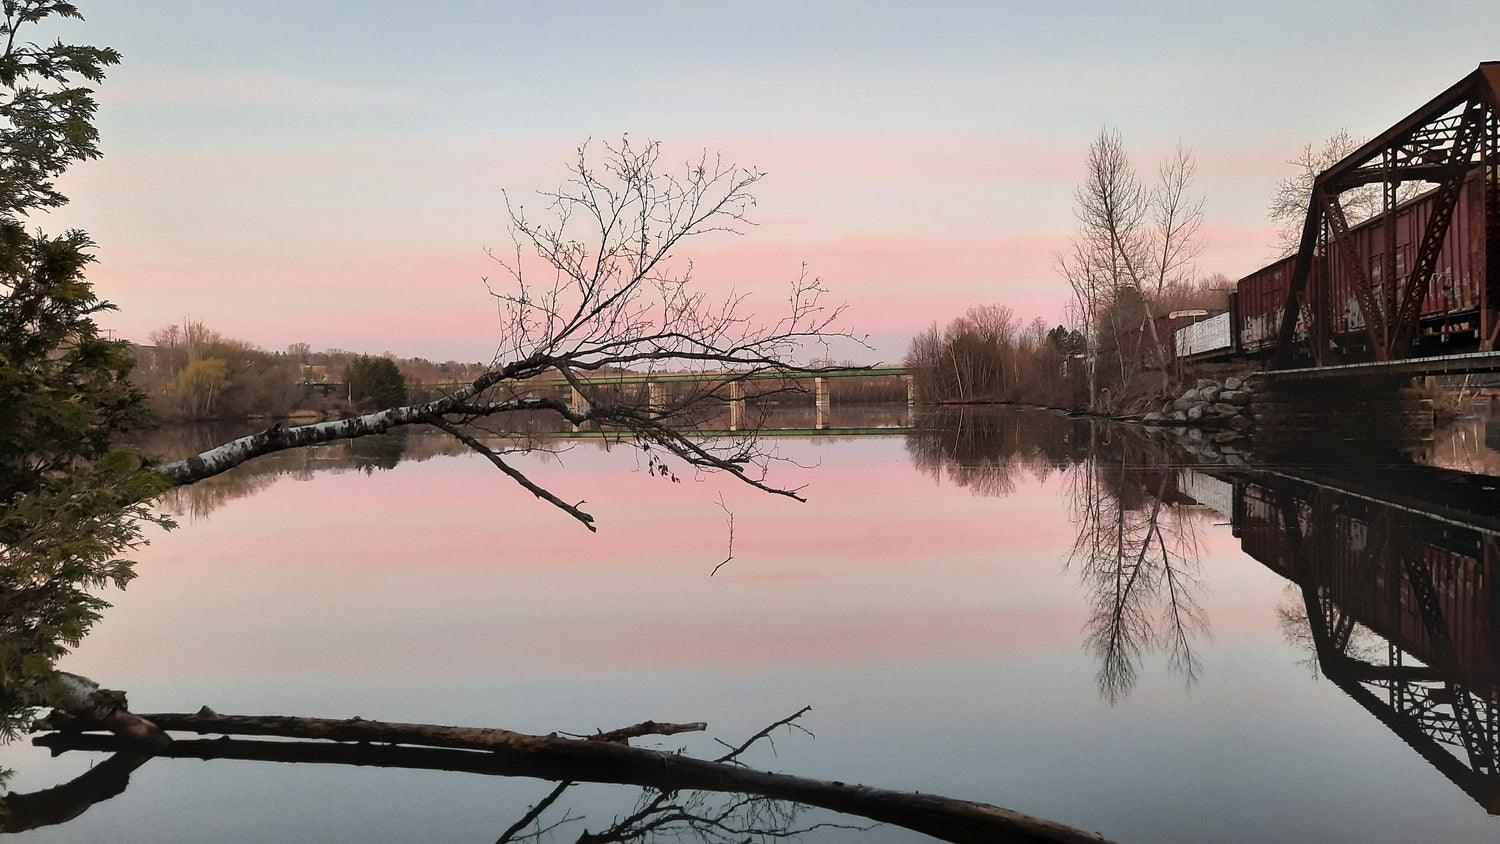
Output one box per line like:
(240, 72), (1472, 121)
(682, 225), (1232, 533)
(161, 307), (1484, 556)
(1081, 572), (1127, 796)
(1392, 102), (1488, 357)
(1322, 190), (1389, 358)
(1272, 197), (1323, 369)
(1318, 63), (1500, 190)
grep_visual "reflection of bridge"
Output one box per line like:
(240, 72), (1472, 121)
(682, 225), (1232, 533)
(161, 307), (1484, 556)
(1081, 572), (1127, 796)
(1179, 462), (1500, 812)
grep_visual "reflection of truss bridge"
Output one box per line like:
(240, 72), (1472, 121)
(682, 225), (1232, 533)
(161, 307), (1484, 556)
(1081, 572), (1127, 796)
(1240, 475), (1500, 811)
(1321, 622), (1500, 813)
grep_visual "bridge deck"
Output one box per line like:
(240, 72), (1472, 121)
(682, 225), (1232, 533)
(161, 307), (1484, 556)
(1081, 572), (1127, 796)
(1259, 350), (1500, 382)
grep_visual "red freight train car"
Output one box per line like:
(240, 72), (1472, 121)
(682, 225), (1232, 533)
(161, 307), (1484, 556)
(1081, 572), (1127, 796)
(1237, 254), (1314, 356)
(1233, 167), (1489, 362)
(1323, 168), (1487, 346)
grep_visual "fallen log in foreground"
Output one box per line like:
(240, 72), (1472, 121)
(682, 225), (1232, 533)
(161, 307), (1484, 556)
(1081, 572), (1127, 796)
(28, 688), (1115, 844)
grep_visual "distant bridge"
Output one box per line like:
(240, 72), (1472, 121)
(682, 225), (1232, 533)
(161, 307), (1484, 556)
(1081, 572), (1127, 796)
(303, 366), (913, 431)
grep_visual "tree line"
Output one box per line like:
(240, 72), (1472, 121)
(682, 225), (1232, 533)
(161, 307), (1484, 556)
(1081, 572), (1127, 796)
(128, 320), (489, 421)
(904, 270), (1229, 410)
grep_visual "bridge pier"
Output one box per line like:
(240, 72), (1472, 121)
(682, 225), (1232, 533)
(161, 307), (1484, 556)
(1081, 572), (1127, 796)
(648, 382), (666, 416)
(728, 380), (745, 431)
(904, 374), (917, 427)
(1250, 375), (1434, 459)
(815, 377), (829, 430)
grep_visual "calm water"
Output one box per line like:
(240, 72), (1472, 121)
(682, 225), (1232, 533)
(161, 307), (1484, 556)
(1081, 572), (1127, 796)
(6, 406), (1500, 842)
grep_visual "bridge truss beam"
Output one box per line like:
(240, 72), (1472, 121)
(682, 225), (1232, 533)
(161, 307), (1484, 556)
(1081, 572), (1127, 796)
(1275, 63), (1500, 368)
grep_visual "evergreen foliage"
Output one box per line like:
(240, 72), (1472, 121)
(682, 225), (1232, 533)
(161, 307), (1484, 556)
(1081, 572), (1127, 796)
(0, 1), (167, 739)
(343, 355), (407, 410)
(0, 2), (119, 216)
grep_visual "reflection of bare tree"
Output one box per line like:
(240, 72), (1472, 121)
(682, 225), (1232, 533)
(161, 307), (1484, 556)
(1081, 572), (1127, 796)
(1274, 584), (1384, 681)
(498, 711), (864, 844)
(904, 407), (1085, 497)
(1067, 428), (1209, 704)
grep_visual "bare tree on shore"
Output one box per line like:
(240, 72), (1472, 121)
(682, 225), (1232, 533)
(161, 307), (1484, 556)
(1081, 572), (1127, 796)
(1056, 129), (1203, 408)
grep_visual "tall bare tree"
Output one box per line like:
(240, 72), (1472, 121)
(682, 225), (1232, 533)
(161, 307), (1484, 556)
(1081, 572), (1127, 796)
(1056, 130), (1203, 408)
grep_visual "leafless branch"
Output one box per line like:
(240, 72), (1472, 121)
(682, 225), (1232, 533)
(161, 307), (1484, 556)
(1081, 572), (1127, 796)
(152, 139), (865, 528)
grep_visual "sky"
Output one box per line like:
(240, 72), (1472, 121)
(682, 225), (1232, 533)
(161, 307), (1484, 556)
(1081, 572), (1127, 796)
(36, 1), (1500, 364)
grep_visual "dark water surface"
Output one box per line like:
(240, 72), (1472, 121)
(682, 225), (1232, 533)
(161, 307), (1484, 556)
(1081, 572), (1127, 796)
(6, 406), (1500, 842)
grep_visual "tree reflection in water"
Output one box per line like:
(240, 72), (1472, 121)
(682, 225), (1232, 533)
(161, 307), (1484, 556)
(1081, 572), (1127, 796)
(909, 408), (1211, 705)
(1066, 429), (1209, 705)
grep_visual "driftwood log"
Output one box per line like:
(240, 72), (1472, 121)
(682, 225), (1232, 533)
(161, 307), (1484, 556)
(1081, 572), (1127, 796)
(22, 689), (1114, 844)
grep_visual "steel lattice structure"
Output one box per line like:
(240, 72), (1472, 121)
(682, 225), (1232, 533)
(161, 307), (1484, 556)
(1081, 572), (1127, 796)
(1275, 63), (1500, 367)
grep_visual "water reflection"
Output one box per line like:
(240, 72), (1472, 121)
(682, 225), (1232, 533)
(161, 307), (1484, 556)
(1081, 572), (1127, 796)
(911, 406), (1500, 814)
(11, 711), (863, 842)
(905, 406), (1084, 494)
(153, 428), (450, 521)
(1226, 464), (1500, 814)
(9, 404), (1500, 837)
(1066, 433), (1209, 705)
(909, 409), (1211, 704)
(146, 407), (915, 523)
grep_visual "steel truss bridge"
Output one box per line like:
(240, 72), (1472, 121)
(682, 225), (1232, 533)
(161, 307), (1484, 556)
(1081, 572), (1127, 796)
(1274, 62), (1500, 371)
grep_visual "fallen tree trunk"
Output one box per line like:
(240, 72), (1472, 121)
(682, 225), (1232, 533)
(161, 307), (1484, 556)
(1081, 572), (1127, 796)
(37, 709), (1111, 844)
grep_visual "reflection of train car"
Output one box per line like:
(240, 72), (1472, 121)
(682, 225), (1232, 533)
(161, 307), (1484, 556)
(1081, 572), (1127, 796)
(1234, 478), (1496, 688)
(1229, 466), (1500, 812)
(1176, 168), (1491, 364)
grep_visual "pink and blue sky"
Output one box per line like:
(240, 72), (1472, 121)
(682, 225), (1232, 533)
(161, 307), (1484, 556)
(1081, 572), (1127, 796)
(41, 1), (1500, 363)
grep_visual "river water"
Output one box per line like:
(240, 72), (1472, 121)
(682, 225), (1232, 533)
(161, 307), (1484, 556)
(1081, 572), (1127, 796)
(5, 406), (1500, 843)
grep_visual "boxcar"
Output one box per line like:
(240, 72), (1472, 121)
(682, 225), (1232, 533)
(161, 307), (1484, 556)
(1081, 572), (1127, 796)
(1322, 167), (1487, 348)
(1235, 253), (1324, 357)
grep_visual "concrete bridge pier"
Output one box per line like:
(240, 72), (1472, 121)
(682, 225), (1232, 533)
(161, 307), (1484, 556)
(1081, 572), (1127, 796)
(815, 377), (830, 430)
(1250, 375), (1434, 460)
(648, 382), (667, 417)
(569, 386), (589, 431)
(728, 380), (745, 431)
(904, 374), (916, 427)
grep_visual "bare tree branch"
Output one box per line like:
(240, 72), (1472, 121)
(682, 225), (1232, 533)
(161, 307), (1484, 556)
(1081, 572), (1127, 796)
(150, 139), (864, 528)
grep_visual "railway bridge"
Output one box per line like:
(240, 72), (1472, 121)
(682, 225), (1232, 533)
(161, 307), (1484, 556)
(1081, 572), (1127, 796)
(1219, 62), (1500, 453)
(305, 366), (913, 431)
(555, 366), (913, 430)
